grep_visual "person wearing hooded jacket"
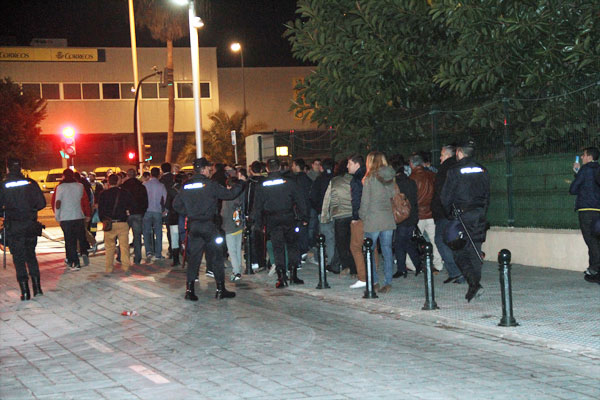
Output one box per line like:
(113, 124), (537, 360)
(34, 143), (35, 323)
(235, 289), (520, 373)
(359, 151), (397, 293)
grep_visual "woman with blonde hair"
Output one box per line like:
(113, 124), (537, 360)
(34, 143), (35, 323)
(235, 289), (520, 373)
(359, 151), (397, 293)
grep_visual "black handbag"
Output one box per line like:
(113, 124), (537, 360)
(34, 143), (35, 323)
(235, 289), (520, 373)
(102, 190), (121, 232)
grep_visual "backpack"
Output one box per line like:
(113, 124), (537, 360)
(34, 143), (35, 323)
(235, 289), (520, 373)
(391, 183), (411, 224)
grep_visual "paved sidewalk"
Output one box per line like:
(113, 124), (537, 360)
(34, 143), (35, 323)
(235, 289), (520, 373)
(1, 229), (599, 399)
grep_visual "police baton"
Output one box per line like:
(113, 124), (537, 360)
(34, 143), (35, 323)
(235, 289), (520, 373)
(452, 204), (483, 263)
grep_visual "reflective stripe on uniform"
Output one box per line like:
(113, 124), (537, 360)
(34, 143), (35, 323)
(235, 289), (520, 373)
(460, 167), (483, 174)
(183, 182), (205, 190)
(5, 180), (30, 188)
(262, 179), (286, 186)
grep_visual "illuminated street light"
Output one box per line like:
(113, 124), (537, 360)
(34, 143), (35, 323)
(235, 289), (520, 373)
(173, 0), (204, 157)
(230, 42), (247, 133)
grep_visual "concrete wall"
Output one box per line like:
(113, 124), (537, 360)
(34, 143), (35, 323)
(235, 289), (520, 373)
(218, 66), (318, 132)
(482, 227), (587, 271)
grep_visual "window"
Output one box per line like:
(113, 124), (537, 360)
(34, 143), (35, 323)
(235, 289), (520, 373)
(63, 83), (82, 100)
(142, 83), (158, 99)
(42, 84), (60, 99)
(21, 83), (41, 97)
(200, 82), (210, 98)
(102, 83), (120, 99)
(159, 85), (169, 99)
(82, 83), (100, 99)
(177, 83), (193, 98)
(177, 82), (211, 98)
(120, 83), (135, 99)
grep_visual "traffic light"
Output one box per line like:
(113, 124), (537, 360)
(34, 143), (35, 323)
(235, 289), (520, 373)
(144, 144), (152, 162)
(127, 151), (136, 163)
(161, 67), (174, 87)
(61, 126), (76, 157)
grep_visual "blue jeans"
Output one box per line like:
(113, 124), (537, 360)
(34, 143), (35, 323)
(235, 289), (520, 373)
(434, 218), (462, 279)
(308, 208), (319, 249)
(143, 211), (163, 258)
(394, 225), (421, 274)
(365, 230), (394, 286)
(128, 214), (143, 264)
(319, 220), (336, 266)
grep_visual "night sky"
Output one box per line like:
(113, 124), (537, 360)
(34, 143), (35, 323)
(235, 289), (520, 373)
(0, 0), (307, 67)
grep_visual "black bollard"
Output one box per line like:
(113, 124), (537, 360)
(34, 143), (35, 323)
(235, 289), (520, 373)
(316, 234), (330, 289)
(243, 227), (254, 275)
(421, 242), (439, 310)
(498, 249), (518, 327)
(362, 238), (378, 299)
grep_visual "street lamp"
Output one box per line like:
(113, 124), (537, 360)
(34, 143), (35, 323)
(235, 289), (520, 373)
(230, 42), (247, 133)
(173, 0), (204, 157)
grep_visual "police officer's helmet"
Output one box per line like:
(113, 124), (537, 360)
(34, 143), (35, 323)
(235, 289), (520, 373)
(444, 219), (467, 250)
(6, 158), (21, 174)
(193, 157), (212, 173)
(592, 218), (600, 237)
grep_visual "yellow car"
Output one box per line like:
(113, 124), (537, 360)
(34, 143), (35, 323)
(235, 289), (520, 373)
(27, 170), (50, 192)
(93, 167), (122, 182)
(45, 168), (69, 192)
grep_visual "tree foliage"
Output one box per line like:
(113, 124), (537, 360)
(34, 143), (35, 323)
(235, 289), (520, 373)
(176, 110), (267, 166)
(286, 0), (600, 153)
(0, 78), (47, 165)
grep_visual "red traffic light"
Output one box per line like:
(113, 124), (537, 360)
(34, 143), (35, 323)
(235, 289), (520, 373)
(127, 151), (136, 161)
(62, 126), (76, 139)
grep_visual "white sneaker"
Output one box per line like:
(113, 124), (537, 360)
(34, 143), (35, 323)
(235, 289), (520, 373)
(251, 263), (259, 271)
(349, 280), (366, 289)
(268, 264), (277, 276)
(206, 270), (214, 278)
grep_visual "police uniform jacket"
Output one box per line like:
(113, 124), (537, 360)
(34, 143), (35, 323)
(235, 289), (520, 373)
(0, 172), (46, 227)
(441, 157), (490, 242)
(252, 171), (308, 227)
(173, 173), (243, 223)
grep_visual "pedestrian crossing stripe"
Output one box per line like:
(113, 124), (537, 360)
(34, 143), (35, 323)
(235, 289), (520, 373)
(5, 180), (30, 188)
(183, 182), (205, 190)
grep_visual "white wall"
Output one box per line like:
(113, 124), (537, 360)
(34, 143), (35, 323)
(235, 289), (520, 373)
(482, 227), (588, 271)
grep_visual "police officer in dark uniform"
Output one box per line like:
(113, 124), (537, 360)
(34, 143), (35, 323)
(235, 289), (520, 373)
(441, 140), (490, 302)
(0, 159), (46, 300)
(173, 157), (243, 300)
(253, 158), (308, 288)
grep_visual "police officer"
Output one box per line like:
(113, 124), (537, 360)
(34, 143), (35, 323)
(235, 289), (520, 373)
(0, 159), (46, 300)
(441, 140), (490, 302)
(253, 158), (308, 288)
(173, 157), (243, 300)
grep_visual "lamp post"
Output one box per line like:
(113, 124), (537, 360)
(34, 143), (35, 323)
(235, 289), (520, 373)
(173, 0), (204, 157)
(127, 0), (144, 171)
(230, 42), (247, 133)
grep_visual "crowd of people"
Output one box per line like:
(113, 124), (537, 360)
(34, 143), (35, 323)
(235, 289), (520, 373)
(1, 139), (497, 301)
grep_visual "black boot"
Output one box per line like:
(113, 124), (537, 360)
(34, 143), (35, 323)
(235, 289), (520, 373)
(290, 264), (304, 285)
(172, 248), (180, 267)
(275, 268), (288, 288)
(18, 280), (31, 301)
(31, 276), (43, 297)
(185, 281), (198, 301)
(216, 280), (236, 299)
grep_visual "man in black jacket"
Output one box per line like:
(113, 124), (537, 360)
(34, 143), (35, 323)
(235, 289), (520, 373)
(121, 169), (148, 265)
(99, 174), (135, 274)
(390, 155), (421, 278)
(244, 161), (266, 271)
(0, 158), (46, 300)
(348, 154), (367, 288)
(291, 158), (313, 260)
(431, 145), (464, 284)
(310, 158), (336, 269)
(159, 162), (174, 258)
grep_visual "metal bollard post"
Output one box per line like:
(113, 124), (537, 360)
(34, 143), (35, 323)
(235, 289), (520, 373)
(243, 227), (254, 275)
(498, 249), (518, 327)
(362, 238), (378, 299)
(421, 242), (439, 310)
(316, 234), (330, 289)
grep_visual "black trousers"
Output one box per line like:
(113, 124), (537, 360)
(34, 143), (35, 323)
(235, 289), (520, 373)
(453, 241), (483, 286)
(268, 221), (300, 272)
(186, 221), (224, 282)
(334, 217), (356, 274)
(579, 210), (600, 274)
(60, 219), (86, 266)
(249, 225), (265, 268)
(7, 222), (40, 281)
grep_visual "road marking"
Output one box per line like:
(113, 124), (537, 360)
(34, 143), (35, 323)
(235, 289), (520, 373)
(117, 281), (162, 298)
(129, 365), (169, 384)
(85, 339), (113, 353)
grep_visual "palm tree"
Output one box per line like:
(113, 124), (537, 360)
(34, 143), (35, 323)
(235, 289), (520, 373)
(177, 110), (267, 166)
(135, 0), (188, 163)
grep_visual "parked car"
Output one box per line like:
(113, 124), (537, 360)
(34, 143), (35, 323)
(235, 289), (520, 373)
(27, 170), (50, 192)
(45, 167), (77, 192)
(93, 167), (121, 182)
